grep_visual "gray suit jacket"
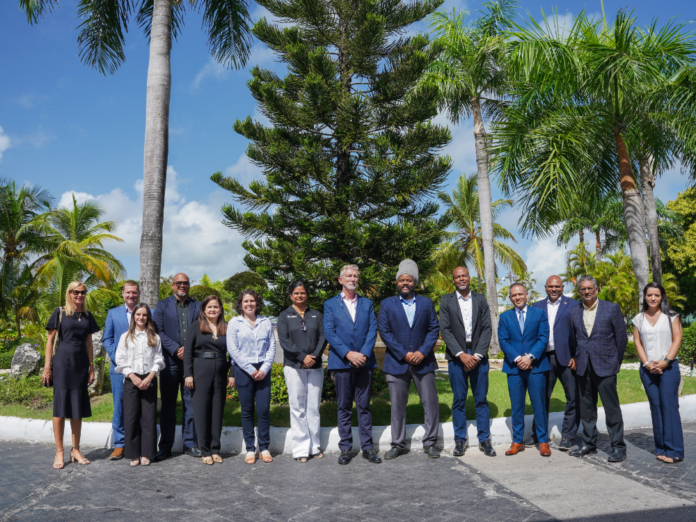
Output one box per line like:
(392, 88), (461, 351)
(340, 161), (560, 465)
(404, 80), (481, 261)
(439, 291), (492, 361)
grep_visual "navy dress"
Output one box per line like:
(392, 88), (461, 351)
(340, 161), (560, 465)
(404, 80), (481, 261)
(47, 308), (99, 419)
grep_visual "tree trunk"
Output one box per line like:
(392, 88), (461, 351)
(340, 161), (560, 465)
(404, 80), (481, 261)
(579, 230), (584, 243)
(15, 316), (21, 338)
(139, 0), (172, 308)
(472, 99), (499, 355)
(595, 229), (601, 256)
(640, 155), (662, 285)
(616, 131), (650, 302)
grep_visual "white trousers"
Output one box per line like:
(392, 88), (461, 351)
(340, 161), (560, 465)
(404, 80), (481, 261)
(283, 366), (324, 458)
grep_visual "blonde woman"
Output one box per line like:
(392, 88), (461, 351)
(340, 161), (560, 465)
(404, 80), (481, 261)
(41, 281), (99, 469)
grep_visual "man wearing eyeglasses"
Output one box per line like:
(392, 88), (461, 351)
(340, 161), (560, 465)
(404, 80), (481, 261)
(153, 273), (202, 460)
(568, 275), (628, 463)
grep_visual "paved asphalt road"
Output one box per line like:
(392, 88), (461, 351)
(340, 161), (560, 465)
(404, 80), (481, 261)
(2, 423), (696, 521)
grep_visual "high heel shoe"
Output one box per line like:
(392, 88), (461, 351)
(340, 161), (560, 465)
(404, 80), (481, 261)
(70, 447), (90, 465)
(53, 449), (65, 469)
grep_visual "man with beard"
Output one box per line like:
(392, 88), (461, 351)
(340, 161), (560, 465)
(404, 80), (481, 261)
(378, 260), (441, 459)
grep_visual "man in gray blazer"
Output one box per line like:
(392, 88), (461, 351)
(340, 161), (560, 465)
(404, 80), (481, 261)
(439, 266), (495, 457)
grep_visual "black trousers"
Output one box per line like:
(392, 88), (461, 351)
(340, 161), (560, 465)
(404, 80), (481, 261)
(578, 359), (626, 451)
(191, 359), (228, 456)
(531, 352), (580, 439)
(334, 367), (374, 451)
(159, 362), (197, 451)
(123, 374), (158, 460)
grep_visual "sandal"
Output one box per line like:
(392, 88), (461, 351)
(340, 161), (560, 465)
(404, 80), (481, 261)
(212, 455), (223, 463)
(202, 456), (214, 465)
(130, 458), (140, 467)
(663, 457), (684, 464)
(141, 458), (151, 466)
(311, 452), (324, 459)
(70, 447), (90, 465)
(53, 449), (65, 469)
(295, 457), (308, 463)
(245, 452), (257, 464)
(656, 455), (666, 461)
(261, 450), (273, 463)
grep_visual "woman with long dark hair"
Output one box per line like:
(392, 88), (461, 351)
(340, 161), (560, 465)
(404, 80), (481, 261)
(184, 295), (234, 465)
(633, 282), (684, 463)
(115, 304), (165, 466)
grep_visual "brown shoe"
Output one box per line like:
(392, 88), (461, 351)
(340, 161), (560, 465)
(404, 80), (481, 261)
(505, 443), (525, 456)
(539, 443), (551, 457)
(109, 448), (125, 460)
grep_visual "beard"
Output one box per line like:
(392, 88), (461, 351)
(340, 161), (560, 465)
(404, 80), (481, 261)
(344, 281), (357, 290)
(456, 284), (469, 291)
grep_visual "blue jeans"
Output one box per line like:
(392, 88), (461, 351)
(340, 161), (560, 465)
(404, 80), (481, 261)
(640, 363), (684, 459)
(111, 372), (125, 448)
(448, 354), (490, 443)
(235, 363), (271, 452)
(507, 370), (548, 444)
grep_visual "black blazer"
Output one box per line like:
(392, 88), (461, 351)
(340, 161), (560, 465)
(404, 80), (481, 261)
(153, 295), (202, 366)
(183, 320), (232, 379)
(439, 290), (492, 361)
(277, 306), (326, 369)
(531, 296), (579, 366)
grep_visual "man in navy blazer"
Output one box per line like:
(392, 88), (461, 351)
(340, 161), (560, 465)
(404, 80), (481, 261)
(499, 283), (551, 457)
(530, 275), (580, 451)
(378, 260), (441, 460)
(568, 275), (628, 463)
(153, 273), (201, 460)
(324, 264), (381, 465)
(102, 280), (141, 460)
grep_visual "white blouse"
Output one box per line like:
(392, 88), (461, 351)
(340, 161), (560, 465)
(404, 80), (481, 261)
(115, 329), (166, 376)
(632, 312), (679, 362)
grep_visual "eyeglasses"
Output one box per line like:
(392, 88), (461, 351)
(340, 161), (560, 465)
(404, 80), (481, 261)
(71, 290), (87, 296)
(173, 281), (190, 287)
(579, 287), (596, 294)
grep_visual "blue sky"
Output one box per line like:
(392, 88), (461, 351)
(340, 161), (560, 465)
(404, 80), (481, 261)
(0, 0), (694, 293)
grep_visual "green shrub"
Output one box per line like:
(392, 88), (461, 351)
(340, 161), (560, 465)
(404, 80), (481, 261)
(0, 353), (13, 369)
(436, 339), (446, 353)
(0, 375), (53, 409)
(681, 328), (696, 364)
(189, 285), (221, 302)
(624, 341), (638, 360)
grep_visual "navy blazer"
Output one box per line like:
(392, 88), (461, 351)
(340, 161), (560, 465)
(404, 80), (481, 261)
(532, 296), (579, 366)
(102, 305), (131, 375)
(569, 299), (628, 378)
(498, 306), (550, 375)
(153, 295), (202, 366)
(378, 295), (440, 375)
(323, 293), (378, 371)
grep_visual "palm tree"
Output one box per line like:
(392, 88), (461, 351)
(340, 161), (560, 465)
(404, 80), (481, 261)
(4, 261), (41, 337)
(19, 0), (253, 306)
(561, 242), (599, 298)
(424, 0), (517, 351)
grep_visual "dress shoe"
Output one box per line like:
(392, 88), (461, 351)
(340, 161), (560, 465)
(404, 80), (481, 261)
(338, 449), (352, 465)
(479, 440), (496, 457)
(109, 448), (124, 460)
(384, 447), (407, 460)
(505, 443), (525, 456)
(539, 443), (552, 457)
(453, 440), (466, 457)
(424, 445), (440, 458)
(154, 449), (172, 462)
(559, 437), (573, 451)
(607, 449), (627, 463)
(362, 449), (382, 464)
(568, 445), (598, 457)
(184, 447), (202, 458)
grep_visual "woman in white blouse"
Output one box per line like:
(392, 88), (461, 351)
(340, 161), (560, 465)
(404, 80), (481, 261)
(115, 304), (165, 466)
(633, 283), (684, 464)
(227, 289), (276, 464)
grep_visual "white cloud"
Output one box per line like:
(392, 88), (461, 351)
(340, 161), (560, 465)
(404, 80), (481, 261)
(225, 153), (263, 187)
(12, 127), (54, 148)
(191, 45), (277, 90)
(0, 126), (11, 161)
(16, 93), (47, 109)
(523, 233), (579, 295)
(192, 58), (229, 90)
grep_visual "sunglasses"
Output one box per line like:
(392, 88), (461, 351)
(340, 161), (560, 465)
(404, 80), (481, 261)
(71, 290), (87, 296)
(173, 281), (190, 287)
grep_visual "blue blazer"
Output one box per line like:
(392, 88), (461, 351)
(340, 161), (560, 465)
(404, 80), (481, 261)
(531, 297), (579, 366)
(323, 293), (378, 371)
(569, 299), (628, 378)
(154, 296), (202, 366)
(103, 305), (130, 375)
(498, 306), (550, 375)
(378, 295), (439, 375)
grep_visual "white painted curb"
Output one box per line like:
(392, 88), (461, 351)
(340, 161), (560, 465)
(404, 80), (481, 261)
(3, 395), (696, 453)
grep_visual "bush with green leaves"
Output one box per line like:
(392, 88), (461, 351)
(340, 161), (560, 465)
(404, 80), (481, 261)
(680, 326), (696, 365)
(0, 375), (53, 409)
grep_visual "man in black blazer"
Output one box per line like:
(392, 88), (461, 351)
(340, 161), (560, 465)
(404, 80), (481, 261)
(153, 273), (202, 461)
(530, 275), (579, 451)
(439, 266), (495, 457)
(568, 275), (628, 463)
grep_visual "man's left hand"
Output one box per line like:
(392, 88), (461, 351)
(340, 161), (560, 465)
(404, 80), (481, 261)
(517, 355), (532, 371)
(410, 352), (424, 365)
(568, 357), (577, 371)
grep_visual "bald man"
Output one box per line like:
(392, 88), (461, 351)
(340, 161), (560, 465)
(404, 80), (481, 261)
(530, 276), (580, 451)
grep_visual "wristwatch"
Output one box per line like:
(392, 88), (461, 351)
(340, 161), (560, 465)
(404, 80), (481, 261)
(663, 357), (674, 364)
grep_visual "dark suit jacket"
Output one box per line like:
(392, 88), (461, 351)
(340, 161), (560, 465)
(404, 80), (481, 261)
(439, 291), (492, 361)
(377, 295), (440, 375)
(154, 295), (202, 367)
(498, 306), (550, 375)
(531, 296), (579, 366)
(182, 320), (232, 379)
(277, 305), (326, 370)
(569, 299), (628, 378)
(323, 293), (378, 371)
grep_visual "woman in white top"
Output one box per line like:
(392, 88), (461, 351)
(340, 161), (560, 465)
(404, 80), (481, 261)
(632, 283), (684, 463)
(115, 304), (165, 466)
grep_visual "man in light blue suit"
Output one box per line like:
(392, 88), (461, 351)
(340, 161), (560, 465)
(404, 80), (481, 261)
(498, 283), (551, 457)
(102, 280), (141, 460)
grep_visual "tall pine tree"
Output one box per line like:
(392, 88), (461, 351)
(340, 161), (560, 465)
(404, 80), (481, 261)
(212, 0), (452, 314)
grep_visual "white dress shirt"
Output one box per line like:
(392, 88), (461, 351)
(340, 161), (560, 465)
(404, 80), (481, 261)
(512, 305), (534, 362)
(341, 291), (358, 322)
(454, 291), (481, 359)
(115, 329), (165, 376)
(226, 315), (276, 376)
(546, 298), (561, 352)
(125, 304), (134, 326)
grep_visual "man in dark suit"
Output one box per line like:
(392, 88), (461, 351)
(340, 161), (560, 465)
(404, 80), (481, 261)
(439, 266), (495, 457)
(499, 283), (551, 457)
(324, 264), (381, 465)
(378, 260), (441, 460)
(530, 275), (580, 451)
(153, 273), (201, 460)
(568, 275), (628, 463)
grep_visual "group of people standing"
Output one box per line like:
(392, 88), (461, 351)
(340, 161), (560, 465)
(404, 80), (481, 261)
(41, 260), (685, 469)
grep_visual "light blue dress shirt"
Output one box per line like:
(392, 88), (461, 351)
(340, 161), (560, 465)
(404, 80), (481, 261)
(400, 296), (416, 327)
(226, 315), (276, 376)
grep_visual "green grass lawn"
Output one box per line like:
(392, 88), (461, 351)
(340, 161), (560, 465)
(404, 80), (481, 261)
(3, 369), (696, 428)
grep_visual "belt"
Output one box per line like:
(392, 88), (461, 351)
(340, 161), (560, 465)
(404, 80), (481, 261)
(194, 352), (227, 360)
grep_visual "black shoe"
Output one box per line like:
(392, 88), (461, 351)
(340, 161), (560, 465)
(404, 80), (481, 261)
(453, 440), (466, 457)
(384, 447), (407, 460)
(569, 445), (598, 457)
(362, 449), (382, 464)
(184, 447), (202, 458)
(154, 449), (172, 462)
(338, 449), (352, 465)
(559, 437), (573, 451)
(479, 440), (497, 457)
(608, 449), (627, 463)
(424, 445), (441, 458)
